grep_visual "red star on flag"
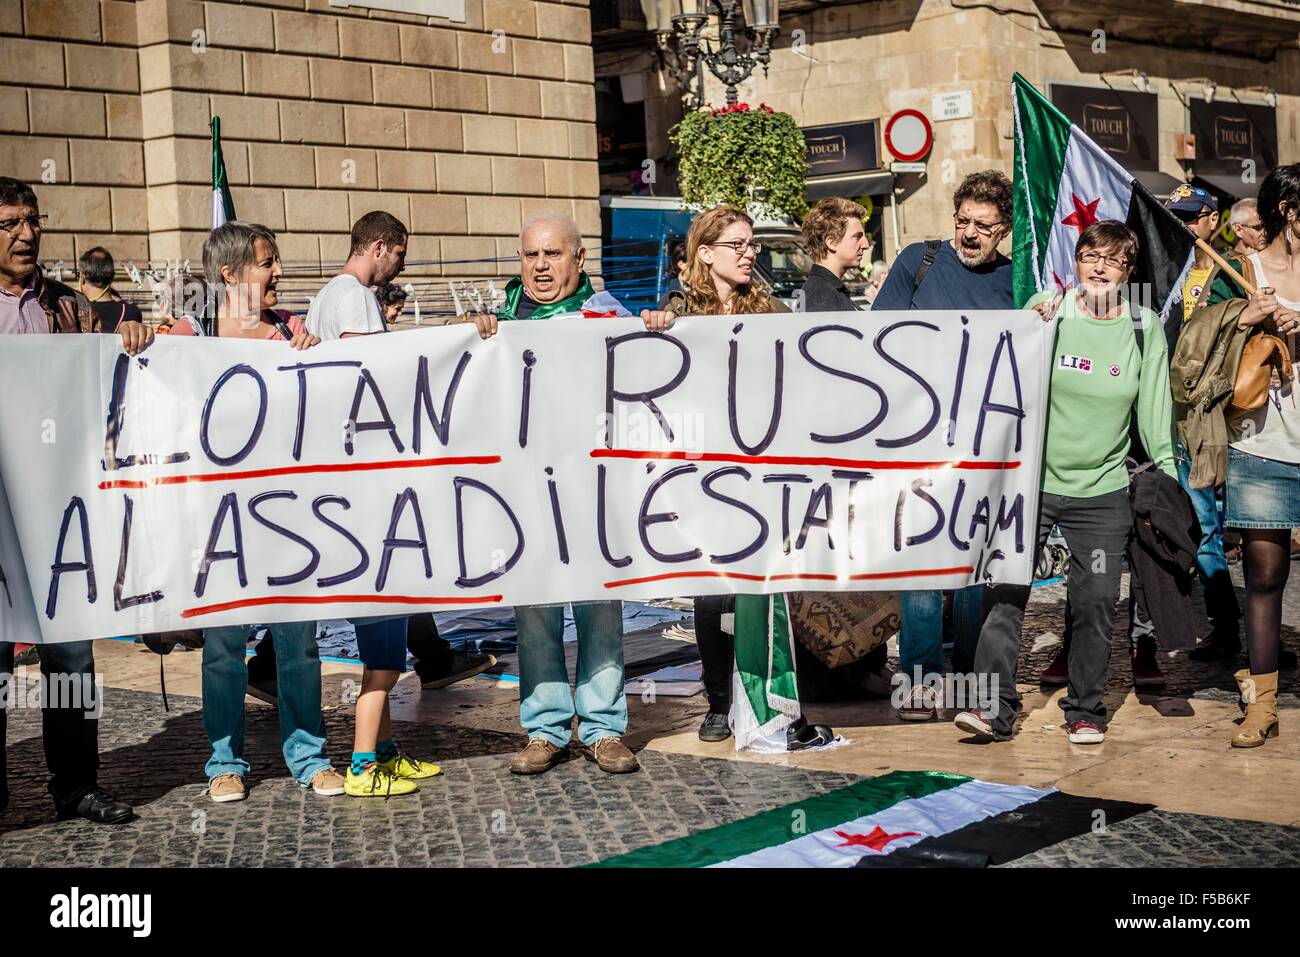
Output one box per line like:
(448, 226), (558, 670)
(1062, 193), (1102, 233)
(833, 825), (922, 852)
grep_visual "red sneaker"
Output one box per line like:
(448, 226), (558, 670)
(1066, 721), (1105, 744)
(1039, 646), (1068, 686)
(1131, 650), (1166, 689)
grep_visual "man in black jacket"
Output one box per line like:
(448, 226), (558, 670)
(798, 197), (870, 313)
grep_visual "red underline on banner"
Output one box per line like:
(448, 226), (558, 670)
(180, 593), (503, 619)
(97, 455), (502, 490)
(603, 567), (976, 589)
(588, 449), (1019, 470)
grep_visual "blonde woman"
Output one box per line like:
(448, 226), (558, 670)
(654, 206), (833, 750)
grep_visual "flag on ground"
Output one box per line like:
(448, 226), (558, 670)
(210, 116), (236, 230)
(730, 593), (801, 752)
(589, 770), (1154, 868)
(1011, 72), (1195, 318)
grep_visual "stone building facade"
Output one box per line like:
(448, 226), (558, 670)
(1, 0), (602, 303)
(596, 0), (1299, 258)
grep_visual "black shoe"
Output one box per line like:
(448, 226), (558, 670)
(55, 787), (133, 825)
(419, 651), (497, 689)
(786, 716), (836, 751)
(246, 676), (277, 705)
(1188, 634), (1241, 662)
(697, 711), (732, 742)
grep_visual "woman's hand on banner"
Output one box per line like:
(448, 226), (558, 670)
(640, 309), (676, 332)
(117, 320), (154, 356)
(1033, 293), (1063, 323)
(1239, 287), (1279, 330)
(288, 330), (320, 351)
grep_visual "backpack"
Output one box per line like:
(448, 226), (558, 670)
(909, 240), (944, 302)
(1169, 255), (1257, 488)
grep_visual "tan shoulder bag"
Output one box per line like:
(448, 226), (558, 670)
(1229, 257), (1294, 411)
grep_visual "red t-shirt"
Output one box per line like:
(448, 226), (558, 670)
(167, 309), (305, 340)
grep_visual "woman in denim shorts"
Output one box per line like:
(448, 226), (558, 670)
(1224, 163), (1300, 749)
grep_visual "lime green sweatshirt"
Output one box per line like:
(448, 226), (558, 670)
(1027, 288), (1176, 497)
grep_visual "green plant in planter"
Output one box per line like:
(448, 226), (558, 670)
(670, 103), (809, 220)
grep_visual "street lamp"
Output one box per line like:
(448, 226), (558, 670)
(642, 0), (781, 107)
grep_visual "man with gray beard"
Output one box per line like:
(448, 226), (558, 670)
(869, 171), (1014, 721)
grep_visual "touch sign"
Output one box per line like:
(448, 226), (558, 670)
(884, 109), (933, 163)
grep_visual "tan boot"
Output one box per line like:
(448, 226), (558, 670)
(1232, 669), (1280, 748)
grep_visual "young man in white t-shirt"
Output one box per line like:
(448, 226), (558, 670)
(307, 210), (406, 339)
(308, 212), (459, 797)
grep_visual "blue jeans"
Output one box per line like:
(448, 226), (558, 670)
(201, 621), (331, 785)
(515, 601), (626, 748)
(1176, 443), (1240, 634)
(899, 586), (983, 680)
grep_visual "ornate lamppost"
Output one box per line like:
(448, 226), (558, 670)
(641, 0), (781, 107)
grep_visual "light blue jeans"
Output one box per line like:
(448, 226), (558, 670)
(515, 601), (626, 748)
(201, 620), (331, 786)
(1176, 444), (1230, 580)
(899, 586), (984, 680)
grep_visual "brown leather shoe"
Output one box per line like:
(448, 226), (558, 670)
(509, 737), (565, 775)
(582, 736), (639, 773)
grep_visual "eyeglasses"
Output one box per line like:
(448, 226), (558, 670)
(1235, 221), (1264, 232)
(953, 215), (1004, 236)
(1077, 251), (1131, 269)
(708, 240), (762, 256)
(0, 213), (47, 235)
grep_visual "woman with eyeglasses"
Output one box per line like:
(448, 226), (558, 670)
(955, 220), (1176, 747)
(658, 205), (838, 750)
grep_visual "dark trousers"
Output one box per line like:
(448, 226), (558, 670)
(975, 490), (1131, 736)
(407, 613), (453, 679)
(0, 639), (100, 809)
(247, 614), (453, 683)
(694, 594), (736, 713)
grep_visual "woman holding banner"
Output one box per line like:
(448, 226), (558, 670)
(173, 221), (343, 803)
(656, 205), (832, 751)
(956, 221), (1176, 746)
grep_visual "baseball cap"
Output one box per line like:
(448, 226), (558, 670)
(1164, 183), (1217, 215)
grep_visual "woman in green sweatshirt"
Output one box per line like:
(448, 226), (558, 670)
(955, 220), (1175, 746)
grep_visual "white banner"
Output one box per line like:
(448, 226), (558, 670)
(0, 311), (1050, 643)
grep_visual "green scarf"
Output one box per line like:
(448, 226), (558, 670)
(497, 273), (596, 321)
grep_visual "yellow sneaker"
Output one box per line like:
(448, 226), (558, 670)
(381, 751), (442, 780)
(345, 763), (418, 798)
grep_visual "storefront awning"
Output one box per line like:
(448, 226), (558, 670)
(805, 170), (895, 200)
(1132, 170), (1184, 200)
(1193, 173), (1259, 201)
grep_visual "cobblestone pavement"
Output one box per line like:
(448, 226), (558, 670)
(0, 687), (859, 867)
(3, 565), (1299, 867)
(1003, 810), (1300, 868)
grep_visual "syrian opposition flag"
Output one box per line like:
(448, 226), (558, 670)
(1011, 73), (1195, 320)
(730, 593), (802, 752)
(590, 771), (1153, 868)
(210, 116), (236, 230)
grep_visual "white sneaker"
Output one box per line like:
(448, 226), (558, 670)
(897, 680), (942, 721)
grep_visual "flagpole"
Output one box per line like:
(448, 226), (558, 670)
(1194, 237), (1258, 296)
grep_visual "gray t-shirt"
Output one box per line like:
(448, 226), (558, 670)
(306, 273), (385, 341)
